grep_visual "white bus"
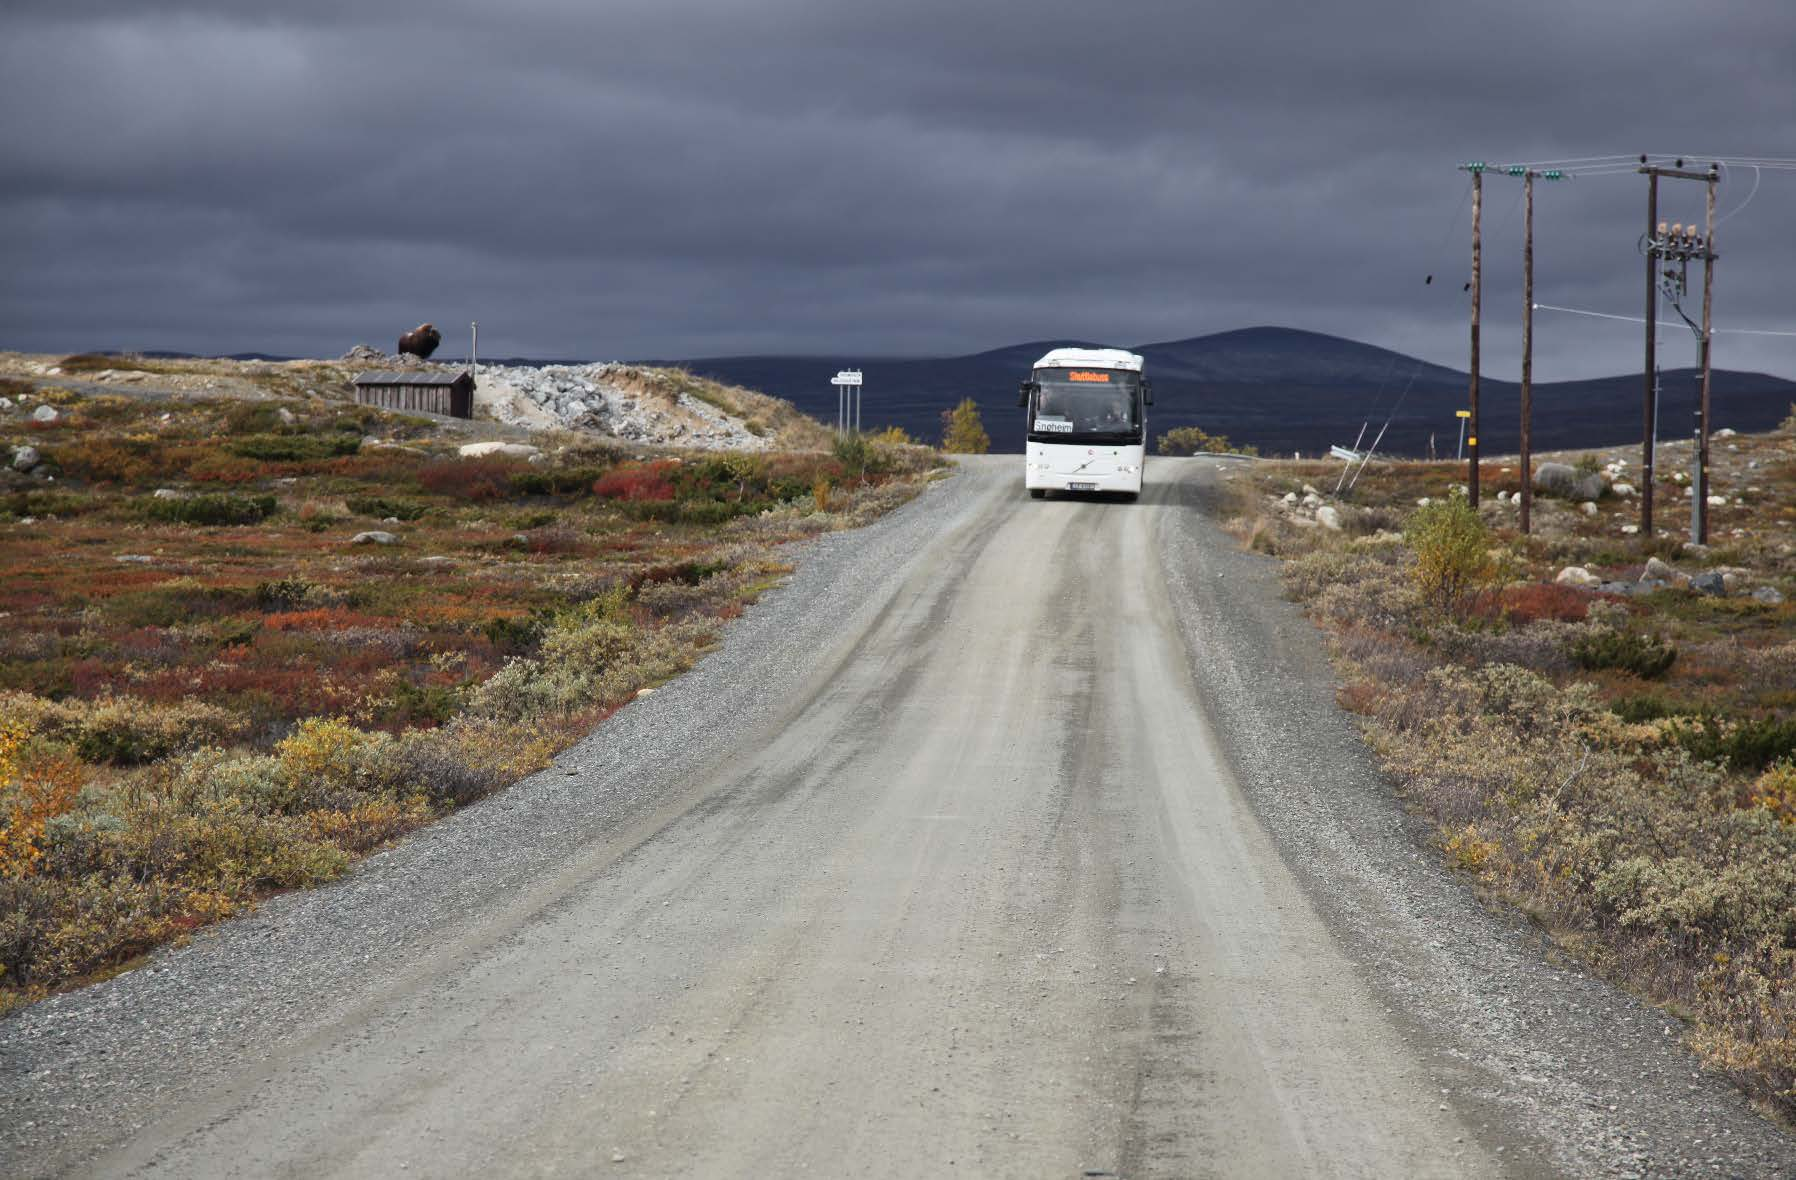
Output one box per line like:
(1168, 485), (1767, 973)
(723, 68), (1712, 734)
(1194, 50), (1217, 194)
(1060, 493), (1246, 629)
(1018, 347), (1152, 500)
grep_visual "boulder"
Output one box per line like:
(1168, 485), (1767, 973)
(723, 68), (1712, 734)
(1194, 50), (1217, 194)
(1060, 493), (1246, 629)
(1690, 571), (1726, 596)
(1301, 492), (1321, 508)
(1643, 556), (1678, 583)
(1534, 462), (1602, 502)
(1555, 566), (1601, 589)
(457, 441), (539, 460)
(1752, 586), (1785, 606)
(31, 404), (59, 424)
(151, 488), (187, 499)
(1706, 494), (1726, 507)
(10, 445), (40, 472)
(1280, 491), (1298, 506)
(277, 407), (297, 425)
(1580, 501), (1598, 516)
(114, 554), (155, 564)
(351, 531), (398, 545)
(1715, 427), (1736, 438)
(1315, 505), (1342, 531)
(0, 396), (12, 412)
(1611, 482), (1635, 497)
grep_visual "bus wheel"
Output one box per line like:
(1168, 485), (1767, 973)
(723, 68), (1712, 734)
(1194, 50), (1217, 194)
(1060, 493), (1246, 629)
(1029, 489), (1046, 499)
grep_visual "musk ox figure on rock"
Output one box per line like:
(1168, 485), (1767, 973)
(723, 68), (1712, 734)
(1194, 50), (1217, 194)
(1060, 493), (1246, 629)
(397, 323), (441, 360)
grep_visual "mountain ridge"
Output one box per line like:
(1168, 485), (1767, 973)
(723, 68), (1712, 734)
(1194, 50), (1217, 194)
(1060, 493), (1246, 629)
(675, 326), (1796, 457)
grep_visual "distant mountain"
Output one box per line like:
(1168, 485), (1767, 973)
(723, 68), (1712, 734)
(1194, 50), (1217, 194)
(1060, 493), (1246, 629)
(676, 327), (1796, 457)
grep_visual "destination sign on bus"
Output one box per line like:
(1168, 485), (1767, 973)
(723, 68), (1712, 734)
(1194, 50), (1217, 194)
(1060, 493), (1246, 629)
(1066, 371), (1112, 383)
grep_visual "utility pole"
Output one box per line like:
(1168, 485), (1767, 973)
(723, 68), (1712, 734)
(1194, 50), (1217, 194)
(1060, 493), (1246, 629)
(1460, 162), (1485, 507)
(1637, 156), (1720, 541)
(1641, 158), (1659, 536)
(1500, 164), (1564, 536)
(1698, 167), (1717, 544)
(1521, 171), (1534, 534)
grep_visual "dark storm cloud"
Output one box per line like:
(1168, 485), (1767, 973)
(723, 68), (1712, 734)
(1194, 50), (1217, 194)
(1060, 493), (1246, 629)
(3, 0), (1793, 376)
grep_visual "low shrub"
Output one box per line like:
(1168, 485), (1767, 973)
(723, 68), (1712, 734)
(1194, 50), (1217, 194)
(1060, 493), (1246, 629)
(589, 460), (676, 501)
(417, 456), (529, 501)
(1158, 425), (1259, 457)
(2, 490), (101, 520)
(56, 353), (154, 373)
(57, 437), (162, 485)
(254, 576), (315, 610)
(1500, 581), (1595, 624)
(140, 493), (276, 526)
(224, 402), (295, 435)
(1567, 628), (1677, 679)
(228, 433), (361, 462)
(483, 613), (549, 653)
(470, 591), (713, 722)
(1669, 715), (1796, 773)
(1407, 495), (1498, 620)
(72, 697), (248, 765)
(1748, 760), (1796, 824)
(510, 466), (607, 496)
(1611, 693), (1689, 723)
(833, 434), (873, 477)
(345, 496), (427, 521)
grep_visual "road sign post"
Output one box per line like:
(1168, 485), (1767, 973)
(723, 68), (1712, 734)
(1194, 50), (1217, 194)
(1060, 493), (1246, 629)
(1455, 409), (1469, 461)
(830, 370), (863, 436)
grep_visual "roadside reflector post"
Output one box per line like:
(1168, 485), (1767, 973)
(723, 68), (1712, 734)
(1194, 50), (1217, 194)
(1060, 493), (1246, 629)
(1454, 409), (1470, 462)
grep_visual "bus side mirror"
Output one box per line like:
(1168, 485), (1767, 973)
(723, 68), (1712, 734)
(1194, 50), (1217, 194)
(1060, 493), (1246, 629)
(1141, 379), (1154, 406)
(1017, 380), (1038, 408)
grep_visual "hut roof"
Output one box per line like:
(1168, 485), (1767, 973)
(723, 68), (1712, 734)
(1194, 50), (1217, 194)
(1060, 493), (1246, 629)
(352, 369), (471, 387)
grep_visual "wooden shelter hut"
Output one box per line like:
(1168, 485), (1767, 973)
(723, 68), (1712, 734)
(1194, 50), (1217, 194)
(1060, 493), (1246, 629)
(352, 370), (474, 418)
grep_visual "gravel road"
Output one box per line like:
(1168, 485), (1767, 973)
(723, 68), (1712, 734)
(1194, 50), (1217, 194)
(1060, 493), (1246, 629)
(2, 457), (1790, 1178)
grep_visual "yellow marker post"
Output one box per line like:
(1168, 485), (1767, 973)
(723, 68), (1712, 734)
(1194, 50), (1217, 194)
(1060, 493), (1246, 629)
(1455, 410), (1471, 461)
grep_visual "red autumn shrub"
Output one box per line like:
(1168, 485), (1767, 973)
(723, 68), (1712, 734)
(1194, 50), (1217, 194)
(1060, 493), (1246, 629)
(1500, 581), (1596, 624)
(591, 461), (677, 502)
(416, 457), (527, 501)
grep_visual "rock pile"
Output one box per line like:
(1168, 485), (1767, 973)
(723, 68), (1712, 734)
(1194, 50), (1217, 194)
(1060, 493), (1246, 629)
(339, 344), (434, 370)
(1552, 555), (1785, 603)
(474, 363), (769, 451)
(1269, 483), (1344, 530)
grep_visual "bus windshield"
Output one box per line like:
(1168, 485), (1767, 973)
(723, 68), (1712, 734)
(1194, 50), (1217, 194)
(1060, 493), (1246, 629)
(1029, 368), (1140, 438)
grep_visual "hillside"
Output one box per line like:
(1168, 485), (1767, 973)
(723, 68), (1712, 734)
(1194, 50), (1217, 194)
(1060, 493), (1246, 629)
(677, 327), (1796, 457)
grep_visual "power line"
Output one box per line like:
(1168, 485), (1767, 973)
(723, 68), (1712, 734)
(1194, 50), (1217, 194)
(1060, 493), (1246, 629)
(1533, 302), (1796, 337)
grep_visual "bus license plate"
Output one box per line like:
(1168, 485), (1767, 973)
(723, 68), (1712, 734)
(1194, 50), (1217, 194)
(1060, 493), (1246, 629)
(1068, 481), (1097, 492)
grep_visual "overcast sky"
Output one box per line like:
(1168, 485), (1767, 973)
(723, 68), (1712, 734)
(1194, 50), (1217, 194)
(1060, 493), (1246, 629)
(3, 0), (1793, 379)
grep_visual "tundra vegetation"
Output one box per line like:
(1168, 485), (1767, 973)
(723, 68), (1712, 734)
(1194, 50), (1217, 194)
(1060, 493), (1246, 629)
(0, 369), (940, 1009)
(1227, 412), (1796, 1120)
